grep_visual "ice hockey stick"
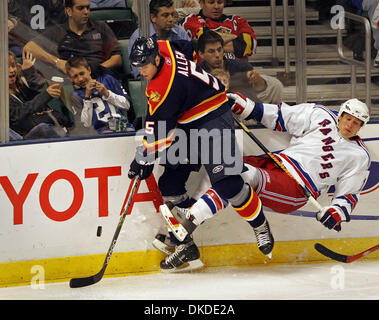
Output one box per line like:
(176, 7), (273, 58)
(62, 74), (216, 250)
(314, 243), (379, 263)
(69, 177), (141, 288)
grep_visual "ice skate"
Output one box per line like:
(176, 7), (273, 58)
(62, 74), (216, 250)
(253, 219), (274, 258)
(159, 202), (198, 241)
(160, 236), (203, 272)
(152, 233), (177, 255)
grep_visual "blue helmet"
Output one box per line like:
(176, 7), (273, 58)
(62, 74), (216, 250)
(129, 37), (159, 67)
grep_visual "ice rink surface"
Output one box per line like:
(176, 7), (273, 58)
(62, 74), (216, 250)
(0, 260), (378, 301)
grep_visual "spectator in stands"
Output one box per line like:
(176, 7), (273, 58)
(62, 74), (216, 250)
(24, 0), (122, 79)
(90, 0), (126, 8)
(182, 0), (257, 61)
(198, 31), (283, 104)
(132, 0), (200, 23)
(66, 56), (135, 133)
(128, 0), (191, 79)
(9, 50), (71, 139)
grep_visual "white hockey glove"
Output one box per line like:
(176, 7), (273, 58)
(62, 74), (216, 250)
(227, 92), (255, 121)
(316, 206), (347, 232)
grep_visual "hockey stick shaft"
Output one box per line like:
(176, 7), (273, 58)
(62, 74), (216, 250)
(69, 177), (141, 288)
(315, 243), (379, 263)
(235, 119), (323, 211)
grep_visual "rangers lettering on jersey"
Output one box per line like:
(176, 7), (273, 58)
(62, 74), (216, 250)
(242, 101), (370, 219)
(318, 117), (336, 179)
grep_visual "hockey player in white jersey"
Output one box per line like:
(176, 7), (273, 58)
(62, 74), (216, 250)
(159, 95), (370, 270)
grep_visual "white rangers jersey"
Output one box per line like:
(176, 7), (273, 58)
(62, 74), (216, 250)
(249, 102), (371, 219)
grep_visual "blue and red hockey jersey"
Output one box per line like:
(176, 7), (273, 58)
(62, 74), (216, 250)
(142, 40), (231, 156)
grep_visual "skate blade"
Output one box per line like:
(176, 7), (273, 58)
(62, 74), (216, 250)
(159, 204), (188, 241)
(152, 239), (175, 256)
(161, 259), (204, 273)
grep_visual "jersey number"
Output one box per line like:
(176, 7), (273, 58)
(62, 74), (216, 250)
(145, 121), (155, 135)
(92, 97), (118, 121)
(189, 60), (220, 91)
(144, 61), (223, 134)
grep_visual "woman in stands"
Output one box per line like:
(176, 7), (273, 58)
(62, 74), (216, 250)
(9, 50), (70, 139)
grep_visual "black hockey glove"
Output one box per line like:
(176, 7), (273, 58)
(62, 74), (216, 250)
(128, 159), (154, 180)
(128, 146), (155, 180)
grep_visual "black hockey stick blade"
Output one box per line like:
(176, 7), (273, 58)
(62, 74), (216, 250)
(314, 243), (347, 262)
(69, 269), (105, 288)
(315, 242), (379, 263)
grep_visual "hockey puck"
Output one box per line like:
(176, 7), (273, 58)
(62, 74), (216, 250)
(97, 226), (102, 237)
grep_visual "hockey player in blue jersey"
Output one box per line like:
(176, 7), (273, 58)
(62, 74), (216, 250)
(127, 37), (274, 271)
(66, 56), (134, 133)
